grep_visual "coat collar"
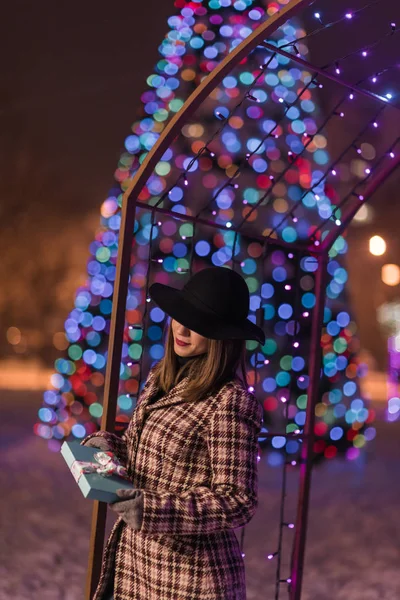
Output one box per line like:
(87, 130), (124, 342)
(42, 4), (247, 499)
(136, 366), (238, 418)
(139, 368), (192, 415)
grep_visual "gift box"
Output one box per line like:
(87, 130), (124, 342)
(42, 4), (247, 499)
(61, 440), (134, 503)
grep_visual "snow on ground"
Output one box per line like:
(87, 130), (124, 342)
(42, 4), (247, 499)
(1, 390), (399, 600)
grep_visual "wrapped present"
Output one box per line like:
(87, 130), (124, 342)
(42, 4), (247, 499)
(61, 440), (134, 503)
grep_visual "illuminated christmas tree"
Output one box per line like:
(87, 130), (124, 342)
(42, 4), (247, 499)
(35, 0), (374, 464)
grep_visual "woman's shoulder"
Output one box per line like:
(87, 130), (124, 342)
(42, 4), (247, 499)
(216, 377), (263, 422)
(220, 374), (250, 392)
(217, 376), (255, 405)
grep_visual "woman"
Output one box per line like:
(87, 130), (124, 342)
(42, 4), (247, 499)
(82, 266), (265, 600)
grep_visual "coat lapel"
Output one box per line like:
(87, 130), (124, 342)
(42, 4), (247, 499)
(144, 374), (190, 412)
(127, 370), (191, 466)
(134, 370), (190, 428)
(128, 373), (193, 482)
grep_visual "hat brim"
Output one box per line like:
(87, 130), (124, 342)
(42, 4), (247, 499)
(149, 282), (265, 344)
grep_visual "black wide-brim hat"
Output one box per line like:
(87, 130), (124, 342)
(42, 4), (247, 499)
(148, 266), (265, 344)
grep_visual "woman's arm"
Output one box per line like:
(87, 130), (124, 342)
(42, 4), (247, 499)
(110, 385), (263, 534)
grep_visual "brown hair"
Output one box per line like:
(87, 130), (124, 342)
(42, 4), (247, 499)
(151, 320), (249, 402)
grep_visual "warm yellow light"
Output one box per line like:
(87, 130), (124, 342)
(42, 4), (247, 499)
(353, 204), (373, 223)
(53, 332), (69, 351)
(6, 327), (21, 345)
(381, 264), (400, 286)
(369, 235), (386, 256)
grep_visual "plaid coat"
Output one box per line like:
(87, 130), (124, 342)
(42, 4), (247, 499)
(82, 367), (263, 600)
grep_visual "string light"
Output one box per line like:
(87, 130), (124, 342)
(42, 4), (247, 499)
(203, 146), (215, 158)
(247, 93), (261, 103)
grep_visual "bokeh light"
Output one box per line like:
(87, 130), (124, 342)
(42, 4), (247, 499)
(34, 0), (372, 463)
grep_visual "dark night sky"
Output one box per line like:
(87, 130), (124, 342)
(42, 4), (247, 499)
(0, 0), (175, 220)
(0, 0), (399, 368)
(0, 0), (176, 361)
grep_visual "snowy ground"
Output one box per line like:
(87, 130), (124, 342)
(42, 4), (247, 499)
(0, 390), (399, 600)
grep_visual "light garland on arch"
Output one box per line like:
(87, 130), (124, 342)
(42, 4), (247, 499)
(35, 0), (383, 506)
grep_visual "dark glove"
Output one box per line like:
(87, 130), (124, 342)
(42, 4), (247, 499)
(81, 436), (111, 452)
(108, 489), (144, 531)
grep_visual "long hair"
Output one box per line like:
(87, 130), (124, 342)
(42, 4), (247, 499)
(151, 319), (249, 402)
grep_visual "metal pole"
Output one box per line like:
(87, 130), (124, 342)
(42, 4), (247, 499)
(321, 153), (400, 253)
(85, 193), (138, 599)
(261, 42), (399, 109)
(135, 201), (316, 254)
(289, 251), (329, 600)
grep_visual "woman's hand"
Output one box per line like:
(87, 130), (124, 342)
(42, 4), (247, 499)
(108, 489), (144, 531)
(81, 436), (111, 452)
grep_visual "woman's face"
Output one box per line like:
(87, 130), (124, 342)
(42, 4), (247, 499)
(171, 319), (209, 357)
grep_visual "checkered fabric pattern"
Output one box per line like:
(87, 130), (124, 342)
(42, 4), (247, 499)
(82, 368), (263, 599)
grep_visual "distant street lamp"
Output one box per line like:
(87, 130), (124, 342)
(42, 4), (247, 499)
(369, 235), (386, 256)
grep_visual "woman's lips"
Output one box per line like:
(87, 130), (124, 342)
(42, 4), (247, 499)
(176, 338), (190, 347)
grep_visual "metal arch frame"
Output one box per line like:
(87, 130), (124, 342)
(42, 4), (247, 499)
(85, 0), (400, 597)
(288, 152), (400, 598)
